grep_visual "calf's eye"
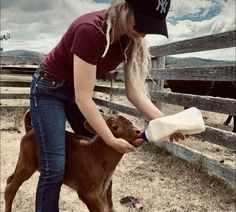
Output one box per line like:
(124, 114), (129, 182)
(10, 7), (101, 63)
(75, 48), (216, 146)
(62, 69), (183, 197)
(111, 124), (119, 131)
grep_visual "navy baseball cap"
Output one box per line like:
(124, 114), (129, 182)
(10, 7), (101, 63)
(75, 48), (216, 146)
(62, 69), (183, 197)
(125, 0), (171, 37)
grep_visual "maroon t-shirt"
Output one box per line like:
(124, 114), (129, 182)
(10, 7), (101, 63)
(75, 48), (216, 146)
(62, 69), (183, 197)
(43, 10), (130, 84)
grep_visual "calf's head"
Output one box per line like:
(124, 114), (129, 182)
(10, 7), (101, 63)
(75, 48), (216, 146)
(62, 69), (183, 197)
(85, 115), (143, 147)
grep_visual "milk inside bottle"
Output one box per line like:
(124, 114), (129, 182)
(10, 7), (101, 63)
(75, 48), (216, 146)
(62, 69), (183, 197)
(142, 107), (205, 143)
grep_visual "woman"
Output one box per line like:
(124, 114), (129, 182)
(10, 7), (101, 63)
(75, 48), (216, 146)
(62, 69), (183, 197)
(30, 0), (182, 211)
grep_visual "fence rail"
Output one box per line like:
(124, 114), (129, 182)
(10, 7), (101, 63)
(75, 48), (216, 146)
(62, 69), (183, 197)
(150, 30), (236, 56)
(149, 65), (236, 81)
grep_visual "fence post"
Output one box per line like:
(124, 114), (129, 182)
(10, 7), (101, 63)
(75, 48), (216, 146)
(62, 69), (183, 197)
(152, 56), (165, 109)
(109, 78), (114, 115)
(144, 56), (165, 128)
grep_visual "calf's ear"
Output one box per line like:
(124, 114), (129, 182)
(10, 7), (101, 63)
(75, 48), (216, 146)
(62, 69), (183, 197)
(84, 121), (96, 134)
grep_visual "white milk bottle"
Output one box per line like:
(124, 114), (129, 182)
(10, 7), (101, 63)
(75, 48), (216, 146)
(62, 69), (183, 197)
(141, 107), (205, 143)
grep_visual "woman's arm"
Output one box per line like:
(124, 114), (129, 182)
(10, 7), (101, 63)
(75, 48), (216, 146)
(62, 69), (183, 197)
(73, 55), (136, 153)
(124, 64), (185, 142)
(124, 64), (164, 120)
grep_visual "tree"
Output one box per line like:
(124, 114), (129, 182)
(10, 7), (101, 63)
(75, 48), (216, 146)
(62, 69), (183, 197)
(0, 32), (10, 41)
(0, 32), (11, 51)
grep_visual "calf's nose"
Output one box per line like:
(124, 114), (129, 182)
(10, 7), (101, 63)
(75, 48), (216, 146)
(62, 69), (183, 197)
(134, 129), (142, 140)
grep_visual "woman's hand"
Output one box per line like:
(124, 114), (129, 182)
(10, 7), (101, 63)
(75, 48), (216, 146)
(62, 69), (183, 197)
(169, 132), (186, 142)
(107, 137), (136, 154)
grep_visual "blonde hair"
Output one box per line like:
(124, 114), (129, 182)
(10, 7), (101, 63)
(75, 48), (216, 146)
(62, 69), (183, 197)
(103, 0), (152, 98)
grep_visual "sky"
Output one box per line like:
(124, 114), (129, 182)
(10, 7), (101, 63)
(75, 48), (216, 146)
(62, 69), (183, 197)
(1, 0), (235, 61)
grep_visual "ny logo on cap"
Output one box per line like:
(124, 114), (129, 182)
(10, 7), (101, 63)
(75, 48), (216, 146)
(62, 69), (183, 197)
(156, 0), (168, 13)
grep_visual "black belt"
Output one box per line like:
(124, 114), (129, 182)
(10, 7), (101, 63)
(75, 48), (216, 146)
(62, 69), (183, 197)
(38, 66), (73, 88)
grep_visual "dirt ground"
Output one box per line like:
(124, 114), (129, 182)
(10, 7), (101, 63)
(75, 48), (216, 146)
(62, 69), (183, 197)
(1, 85), (236, 212)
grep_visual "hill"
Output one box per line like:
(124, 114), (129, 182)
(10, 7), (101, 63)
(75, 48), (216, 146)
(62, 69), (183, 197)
(1, 49), (235, 67)
(166, 56), (235, 67)
(1, 50), (45, 58)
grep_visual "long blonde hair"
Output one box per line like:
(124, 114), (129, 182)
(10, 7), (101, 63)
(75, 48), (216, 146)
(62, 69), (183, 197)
(102, 0), (152, 98)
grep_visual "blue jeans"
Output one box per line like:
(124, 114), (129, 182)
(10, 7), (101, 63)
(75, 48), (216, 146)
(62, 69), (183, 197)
(30, 71), (93, 212)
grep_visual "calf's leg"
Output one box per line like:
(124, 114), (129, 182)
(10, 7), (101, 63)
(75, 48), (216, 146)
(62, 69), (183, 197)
(222, 115), (235, 133)
(106, 181), (116, 212)
(78, 191), (111, 212)
(224, 115), (232, 125)
(233, 116), (236, 133)
(5, 162), (37, 212)
(6, 174), (14, 185)
(5, 133), (38, 212)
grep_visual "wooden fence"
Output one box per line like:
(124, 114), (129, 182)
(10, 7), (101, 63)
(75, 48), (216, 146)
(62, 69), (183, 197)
(1, 30), (236, 187)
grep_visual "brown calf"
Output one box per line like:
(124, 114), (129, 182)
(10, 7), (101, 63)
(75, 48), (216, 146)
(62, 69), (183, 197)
(5, 111), (143, 212)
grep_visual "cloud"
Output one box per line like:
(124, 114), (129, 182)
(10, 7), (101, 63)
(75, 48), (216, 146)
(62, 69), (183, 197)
(1, 0), (109, 51)
(1, 0), (235, 60)
(2, 0), (53, 11)
(147, 0), (235, 60)
(169, 0), (214, 19)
